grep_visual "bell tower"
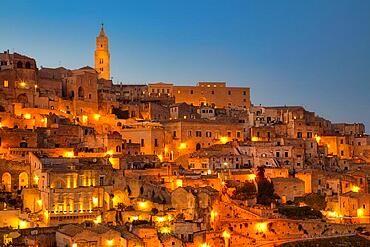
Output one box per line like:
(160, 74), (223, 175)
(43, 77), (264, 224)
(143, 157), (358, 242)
(95, 23), (110, 80)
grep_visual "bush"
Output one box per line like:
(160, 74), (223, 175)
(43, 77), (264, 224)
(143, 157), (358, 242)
(278, 206), (323, 219)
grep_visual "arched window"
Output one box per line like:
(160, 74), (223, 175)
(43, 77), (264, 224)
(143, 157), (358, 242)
(116, 145), (122, 153)
(25, 62), (31, 69)
(20, 141), (28, 148)
(78, 87), (84, 98)
(196, 143), (201, 151)
(16, 61), (23, 68)
(2, 172), (12, 192)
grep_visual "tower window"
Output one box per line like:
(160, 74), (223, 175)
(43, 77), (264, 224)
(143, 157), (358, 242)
(100, 58), (103, 64)
(101, 44), (103, 48)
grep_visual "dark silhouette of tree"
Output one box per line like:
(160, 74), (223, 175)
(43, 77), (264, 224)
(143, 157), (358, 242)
(256, 166), (275, 205)
(232, 182), (257, 200)
(256, 166), (266, 181)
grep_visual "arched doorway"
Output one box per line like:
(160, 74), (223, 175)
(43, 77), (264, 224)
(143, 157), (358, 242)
(17, 94), (28, 104)
(19, 172), (29, 189)
(196, 143), (201, 151)
(2, 172), (11, 192)
(199, 97), (207, 106)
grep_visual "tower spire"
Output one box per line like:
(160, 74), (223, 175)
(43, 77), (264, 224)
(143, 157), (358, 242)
(99, 22), (106, 37)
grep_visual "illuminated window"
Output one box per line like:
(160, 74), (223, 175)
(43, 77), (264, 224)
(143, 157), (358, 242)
(3, 80), (8, 88)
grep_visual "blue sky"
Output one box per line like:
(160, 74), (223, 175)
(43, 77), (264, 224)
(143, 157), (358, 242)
(1, 0), (369, 131)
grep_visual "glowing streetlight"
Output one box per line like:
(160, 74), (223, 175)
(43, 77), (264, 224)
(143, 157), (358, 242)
(357, 208), (364, 218)
(179, 143), (187, 150)
(351, 185), (360, 192)
(92, 197), (98, 207)
(222, 230), (231, 247)
(255, 222), (268, 233)
(220, 136), (229, 144)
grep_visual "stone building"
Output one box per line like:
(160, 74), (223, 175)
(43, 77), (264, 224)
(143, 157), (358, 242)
(29, 153), (127, 226)
(174, 82), (250, 109)
(0, 51), (38, 110)
(56, 224), (123, 247)
(164, 119), (245, 160)
(271, 177), (305, 202)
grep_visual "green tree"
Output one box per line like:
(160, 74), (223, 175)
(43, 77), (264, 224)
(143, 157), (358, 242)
(295, 194), (327, 210)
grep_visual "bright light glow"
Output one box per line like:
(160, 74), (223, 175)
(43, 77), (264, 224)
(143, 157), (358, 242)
(43, 210), (49, 220)
(106, 150), (114, 156)
(207, 169), (212, 175)
(357, 208), (364, 218)
(255, 222), (268, 233)
(157, 154), (163, 162)
(164, 146), (168, 152)
(93, 114), (101, 121)
(37, 199), (42, 207)
(211, 210), (218, 222)
(82, 115), (88, 124)
(93, 215), (102, 224)
(200, 244), (210, 247)
(33, 175), (39, 184)
(324, 211), (342, 218)
(24, 113), (31, 119)
(63, 151), (74, 158)
(175, 179), (183, 188)
(72, 244), (77, 247)
(220, 136), (229, 144)
(138, 201), (148, 210)
(19, 220), (28, 229)
(131, 216), (139, 221)
(92, 197), (98, 207)
(106, 239), (114, 246)
(19, 81), (26, 88)
(247, 174), (256, 181)
(179, 143), (187, 150)
(159, 226), (171, 234)
(351, 186), (360, 192)
(156, 216), (166, 223)
(251, 136), (259, 142)
(222, 230), (231, 239)
(315, 134), (321, 143)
